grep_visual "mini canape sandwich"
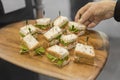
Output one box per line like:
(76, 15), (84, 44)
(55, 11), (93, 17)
(74, 43), (95, 65)
(35, 18), (51, 30)
(20, 34), (45, 55)
(43, 26), (62, 41)
(46, 45), (70, 67)
(19, 24), (38, 37)
(53, 16), (69, 28)
(60, 34), (78, 49)
(68, 21), (86, 36)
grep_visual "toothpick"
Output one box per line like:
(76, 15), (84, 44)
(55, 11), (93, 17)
(43, 10), (45, 17)
(78, 14), (82, 23)
(59, 11), (61, 16)
(85, 36), (89, 45)
(79, 14), (81, 19)
(26, 20), (28, 25)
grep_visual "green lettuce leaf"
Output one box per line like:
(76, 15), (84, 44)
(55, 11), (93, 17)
(20, 45), (29, 54)
(47, 53), (68, 67)
(35, 47), (45, 55)
(19, 32), (25, 37)
(69, 25), (79, 33)
(35, 24), (50, 29)
(60, 39), (69, 46)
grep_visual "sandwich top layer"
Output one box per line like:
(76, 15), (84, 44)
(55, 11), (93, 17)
(75, 43), (95, 56)
(43, 26), (62, 41)
(53, 16), (68, 27)
(47, 45), (69, 59)
(68, 21), (86, 31)
(36, 18), (51, 25)
(20, 24), (37, 36)
(60, 34), (78, 43)
(23, 34), (39, 50)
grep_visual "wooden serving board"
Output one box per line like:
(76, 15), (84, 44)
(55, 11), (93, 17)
(0, 20), (109, 80)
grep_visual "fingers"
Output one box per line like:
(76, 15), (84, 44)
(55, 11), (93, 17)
(83, 17), (94, 26)
(87, 19), (101, 28)
(79, 8), (94, 24)
(88, 22), (97, 28)
(75, 3), (92, 22)
(84, 21), (91, 26)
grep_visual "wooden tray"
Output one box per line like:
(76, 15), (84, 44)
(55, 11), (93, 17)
(0, 20), (109, 80)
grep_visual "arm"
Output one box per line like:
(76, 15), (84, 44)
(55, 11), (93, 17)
(114, 0), (120, 21)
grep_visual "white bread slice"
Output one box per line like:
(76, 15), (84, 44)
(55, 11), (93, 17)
(47, 45), (69, 59)
(75, 43), (95, 56)
(20, 24), (37, 36)
(36, 18), (51, 25)
(68, 21), (86, 31)
(74, 43), (95, 65)
(53, 16), (68, 27)
(43, 26), (62, 41)
(60, 34), (78, 44)
(23, 34), (39, 50)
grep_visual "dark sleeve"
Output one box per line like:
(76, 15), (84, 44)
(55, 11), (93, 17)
(114, 0), (120, 21)
(0, 0), (4, 15)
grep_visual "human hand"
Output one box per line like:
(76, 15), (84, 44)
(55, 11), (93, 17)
(75, 1), (116, 28)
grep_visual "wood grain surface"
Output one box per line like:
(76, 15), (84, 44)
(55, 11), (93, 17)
(0, 20), (109, 80)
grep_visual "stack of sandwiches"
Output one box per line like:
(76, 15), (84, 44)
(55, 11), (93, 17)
(19, 15), (95, 67)
(19, 24), (45, 56)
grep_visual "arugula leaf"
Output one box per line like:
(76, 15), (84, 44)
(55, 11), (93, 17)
(35, 24), (50, 30)
(47, 53), (69, 67)
(19, 32), (25, 37)
(56, 34), (61, 40)
(47, 53), (57, 61)
(69, 25), (79, 33)
(60, 39), (69, 46)
(28, 28), (32, 34)
(20, 45), (29, 54)
(56, 59), (64, 67)
(61, 22), (68, 28)
(35, 47), (45, 55)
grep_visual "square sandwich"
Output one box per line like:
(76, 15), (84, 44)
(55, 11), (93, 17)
(60, 34), (78, 49)
(20, 24), (38, 37)
(53, 16), (69, 28)
(35, 18), (51, 30)
(74, 43), (95, 65)
(46, 45), (70, 67)
(43, 26), (62, 41)
(20, 34), (45, 55)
